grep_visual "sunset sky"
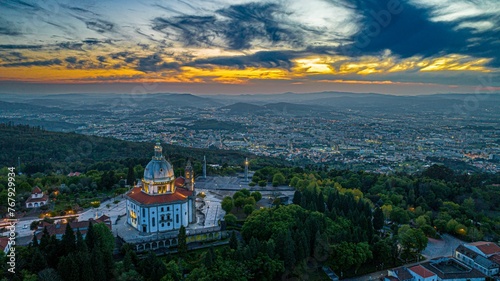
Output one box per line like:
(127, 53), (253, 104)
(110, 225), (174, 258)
(0, 0), (499, 95)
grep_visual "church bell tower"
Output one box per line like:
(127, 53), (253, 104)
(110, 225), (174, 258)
(185, 160), (194, 191)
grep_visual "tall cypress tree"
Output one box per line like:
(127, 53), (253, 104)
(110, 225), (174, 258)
(32, 234), (39, 247)
(317, 191), (325, 212)
(127, 165), (135, 186)
(373, 207), (385, 231)
(39, 227), (50, 251)
(292, 190), (302, 205)
(76, 230), (87, 252)
(123, 250), (134, 271)
(229, 231), (238, 250)
(177, 225), (187, 258)
(85, 221), (96, 250)
(61, 224), (76, 255)
(204, 247), (214, 268)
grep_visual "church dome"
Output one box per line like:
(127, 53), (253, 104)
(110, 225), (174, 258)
(143, 142), (174, 182)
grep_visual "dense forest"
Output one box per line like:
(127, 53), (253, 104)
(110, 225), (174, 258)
(251, 165), (500, 241)
(1, 123), (500, 280)
(0, 123), (288, 174)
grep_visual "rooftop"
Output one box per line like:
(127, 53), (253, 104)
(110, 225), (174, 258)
(421, 257), (487, 280)
(408, 265), (436, 278)
(0, 237), (9, 251)
(469, 241), (500, 256)
(389, 267), (413, 281)
(32, 186), (42, 194)
(126, 186), (193, 205)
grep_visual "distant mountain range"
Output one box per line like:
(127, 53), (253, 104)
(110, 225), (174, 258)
(2, 91), (499, 117)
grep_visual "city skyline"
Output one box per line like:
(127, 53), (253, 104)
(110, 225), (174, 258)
(0, 0), (499, 95)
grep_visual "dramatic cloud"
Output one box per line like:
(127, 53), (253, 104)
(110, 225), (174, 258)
(0, 0), (498, 94)
(190, 50), (297, 70)
(0, 44), (43, 50)
(152, 2), (304, 50)
(215, 2), (303, 50)
(337, 0), (500, 66)
(136, 54), (180, 72)
(2, 58), (63, 67)
(152, 16), (218, 47)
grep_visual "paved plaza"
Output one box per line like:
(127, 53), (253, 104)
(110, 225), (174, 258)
(12, 176), (294, 244)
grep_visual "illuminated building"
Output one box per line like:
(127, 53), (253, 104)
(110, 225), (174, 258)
(125, 142), (196, 233)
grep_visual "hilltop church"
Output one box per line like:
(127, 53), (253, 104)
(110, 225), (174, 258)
(125, 142), (196, 234)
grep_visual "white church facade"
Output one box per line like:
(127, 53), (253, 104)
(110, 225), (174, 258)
(125, 142), (196, 234)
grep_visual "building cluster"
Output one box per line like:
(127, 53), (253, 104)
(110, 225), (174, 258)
(33, 215), (112, 240)
(2, 98), (498, 173)
(64, 105), (499, 174)
(386, 241), (500, 281)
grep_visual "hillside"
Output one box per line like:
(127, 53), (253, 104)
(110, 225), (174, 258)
(0, 123), (287, 173)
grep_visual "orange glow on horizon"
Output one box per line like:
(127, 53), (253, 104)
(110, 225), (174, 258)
(0, 51), (493, 87)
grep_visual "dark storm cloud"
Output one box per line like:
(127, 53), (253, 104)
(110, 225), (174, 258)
(58, 42), (84, 50)
(152, 16), (218, 47)
(110, 52), (131, 59)
(2, 58), (62, 67)
(136, 54), (180, 72)
(82, 38), (103, 45)
(97, 56), (106, 62)
(336, 0), (500, 66)
(61, 5), (99, 17)
(0, 51), (27, 62)
(65, 56), (77, 64)
(0, 44), (43, 50)
(216, 2), (302, 50)
(85, 18), (114, 33)
(9, 52), (26, 60)
(0, 0), (40, 11)
(152, 2), (304, 50)
(189, 50), (296, 70)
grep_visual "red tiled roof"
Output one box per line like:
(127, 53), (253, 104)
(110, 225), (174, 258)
(489, 254), (500, 265)
(0, 237), (9, 251)
(32, 186), (42, 194)
(126, 186), (192, 205)
(174, 177), (185, 187)
(391, 267), (413, 281)
(409, 265), (436, 278)
(26, 195), (49, 203)
(470, 242), (500, 255)
(97, 215), (110, 222)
